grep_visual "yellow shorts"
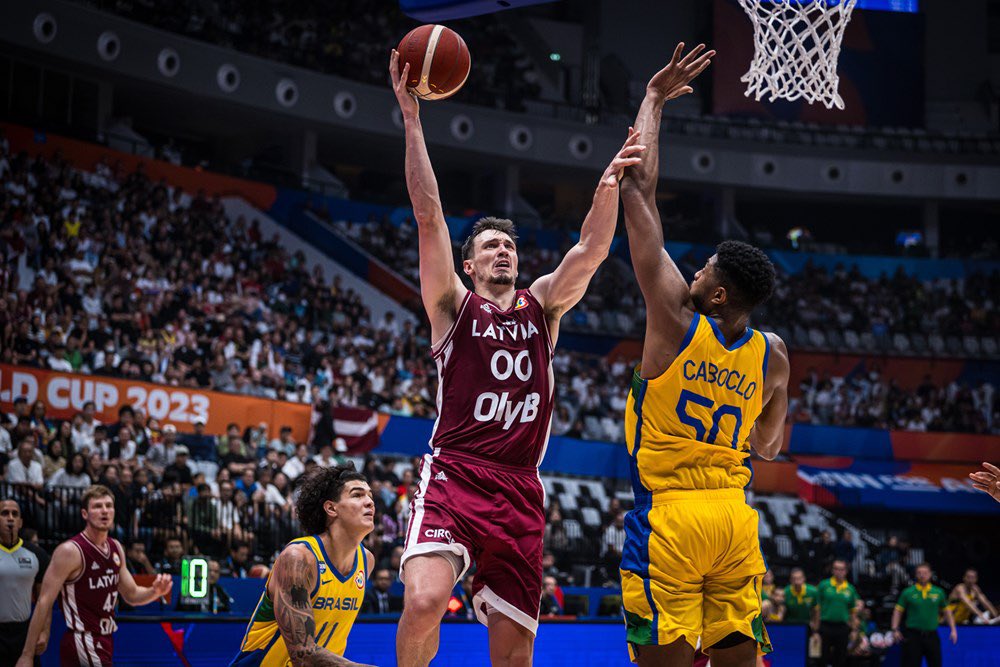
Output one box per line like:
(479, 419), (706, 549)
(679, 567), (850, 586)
(620, 488), (771, 656)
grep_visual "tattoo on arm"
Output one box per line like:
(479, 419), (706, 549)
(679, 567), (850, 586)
(272, 546), (352, 666)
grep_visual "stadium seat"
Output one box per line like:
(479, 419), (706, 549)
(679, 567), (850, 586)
(963, 336), (981, 356)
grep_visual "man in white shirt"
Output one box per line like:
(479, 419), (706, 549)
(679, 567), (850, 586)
(5, 438), (44, 488)
(281, 443), (310, 481)
(145, 424), (179, 474)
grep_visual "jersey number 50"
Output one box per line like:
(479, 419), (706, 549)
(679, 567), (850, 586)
(674, 389), (742, 448)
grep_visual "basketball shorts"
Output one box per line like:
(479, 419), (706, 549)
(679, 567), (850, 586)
(60, 630), (114, 666)
(401, 448), (545, 635)
(620, 488), (771, 658)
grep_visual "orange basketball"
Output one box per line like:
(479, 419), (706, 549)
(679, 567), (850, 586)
(248, 564), (270, 578)
(396, 25), (471, 101)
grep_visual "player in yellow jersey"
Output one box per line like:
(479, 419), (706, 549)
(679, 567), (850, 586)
(617, 42), (790, 666)
(230, 464), (377, 667)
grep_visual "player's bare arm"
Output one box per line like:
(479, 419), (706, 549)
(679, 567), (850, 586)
(16, 541), (82, 665)
(390, 48), (466, 342)
(531, 129), (645, 340)
(117, 556), (173, 607)
(271, 544), (372, 667)
(619, 43), (714, 378)
(748, 333), (789, 460)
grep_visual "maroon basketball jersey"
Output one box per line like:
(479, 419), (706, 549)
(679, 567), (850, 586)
(430, 289), (554, 467)
(61, 533), (122, 637)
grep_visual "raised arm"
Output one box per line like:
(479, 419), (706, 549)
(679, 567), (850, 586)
(531, 129), (645, 335)
(620, 43), (714, 305)
(16, 542), (81, 666)
(390, 50), (466, 342)
(749, 333), (789, 460)
(270, 544), (372, 667)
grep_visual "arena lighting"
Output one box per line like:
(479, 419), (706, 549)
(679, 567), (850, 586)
(549, 52), (561, 61)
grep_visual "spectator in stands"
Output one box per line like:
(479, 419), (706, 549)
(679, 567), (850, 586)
(216, 480), (250, 544)
(541, 550), (569, 584)
(948, 568), (998, 625)
(282, 443), (311, 481)
(877, 535), (908, 591)
(269, 426), (296, 456)
(72, 401), (99, 453)
(221, 540), (251, 579)
(600, 511), (626, 579)
(179, 419), (216, 461)
(189, 482), (222, 554)
(818, 559), (860, 667)
(46, 452), (90, 489)
(6, 437), (43, 488)
(42, 438), (66, 479)
(812, 529), (835, 578)
(834, 529), (857, 568)
(145, 424), (179, 475)
(126, 540), (156, 575)
(539, 576), (564, 616)
(164, 446), (195, 485)
(158, 536), (185, 574)
(362, 568), (403, 614)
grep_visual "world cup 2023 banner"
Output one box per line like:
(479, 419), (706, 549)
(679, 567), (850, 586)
(0, 364), (312, 441)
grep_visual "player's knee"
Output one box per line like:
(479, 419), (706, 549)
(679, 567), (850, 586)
(402, 589), (450, 620)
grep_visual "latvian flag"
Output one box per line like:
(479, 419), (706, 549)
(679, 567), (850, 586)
(331, 406), (381, 454)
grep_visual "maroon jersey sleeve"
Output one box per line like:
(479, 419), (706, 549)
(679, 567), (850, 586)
(429, 289), (555, 467)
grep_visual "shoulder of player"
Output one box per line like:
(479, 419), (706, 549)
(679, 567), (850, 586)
(274, 542), (318, 575)
(50, 540), (85, 577)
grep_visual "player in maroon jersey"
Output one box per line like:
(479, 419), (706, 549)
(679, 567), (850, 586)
(16, 485), (172, 667)
(390, 50), (645, 666)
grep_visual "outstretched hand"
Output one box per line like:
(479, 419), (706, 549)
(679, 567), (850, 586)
(646, 42), (716, 102)
(969, 461), (1000, 503)
(151, 573), (173, 597)
(600, 127), (646, 188)
(389, 49), (419, 119)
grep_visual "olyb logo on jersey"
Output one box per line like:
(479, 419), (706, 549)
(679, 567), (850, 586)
(472, 349), (541, 430)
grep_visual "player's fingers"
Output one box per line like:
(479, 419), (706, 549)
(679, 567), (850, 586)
(619, 144), (646, 156)
(982, 462), (1000, 475)
(680, 43), (706, 66)
(671, 42), (685, 65)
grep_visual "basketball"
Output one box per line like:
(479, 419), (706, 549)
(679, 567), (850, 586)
(248, 564), (270, 578)
(396, 25), (471, 100)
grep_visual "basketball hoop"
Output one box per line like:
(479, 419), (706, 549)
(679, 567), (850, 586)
(738, 0), (857, 110)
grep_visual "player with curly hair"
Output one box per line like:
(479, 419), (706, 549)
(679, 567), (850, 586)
(615, 44), (791, 666)
(230, 464), (376, 667)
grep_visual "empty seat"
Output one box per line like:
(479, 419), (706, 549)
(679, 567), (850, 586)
(892, 333), (911, 353)
(928, 334), (945, 354)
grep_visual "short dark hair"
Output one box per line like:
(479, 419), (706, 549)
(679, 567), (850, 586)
(118, 405), (134, 417)
(713, 240), (776, 312)
(295, 464), (367, 535)
(461, 217), (518, 260)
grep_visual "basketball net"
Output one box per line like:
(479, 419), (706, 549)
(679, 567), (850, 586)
(738, 0), (857, 110)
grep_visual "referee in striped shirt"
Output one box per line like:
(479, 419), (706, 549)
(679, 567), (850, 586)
(0, 499), (50, 667)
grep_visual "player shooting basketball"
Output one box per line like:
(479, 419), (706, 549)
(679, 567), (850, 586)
(389, 48), (644, 666)
(617, 43), (791, 666)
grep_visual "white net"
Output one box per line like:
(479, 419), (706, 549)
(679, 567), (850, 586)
(738, 0), (857, 109)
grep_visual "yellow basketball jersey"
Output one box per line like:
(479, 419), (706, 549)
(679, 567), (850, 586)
(230, 536), (367, 667)
(625, 312), (770, 492)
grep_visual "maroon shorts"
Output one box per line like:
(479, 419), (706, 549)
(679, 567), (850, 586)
(60, 631), (113, 666)
(401, 448), (545, 634)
